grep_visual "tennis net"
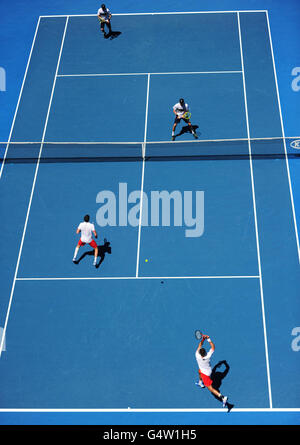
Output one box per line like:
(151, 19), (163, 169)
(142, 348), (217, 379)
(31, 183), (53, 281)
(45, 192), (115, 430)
(1, 137), (300, 163)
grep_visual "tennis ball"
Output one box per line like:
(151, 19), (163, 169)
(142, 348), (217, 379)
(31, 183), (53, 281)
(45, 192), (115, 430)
(145, 259), (148, 262)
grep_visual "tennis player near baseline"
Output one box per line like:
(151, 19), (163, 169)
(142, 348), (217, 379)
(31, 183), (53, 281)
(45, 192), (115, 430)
(73, 215), (98, 267)
(171, 98), (198, 141)
(97, 3), (112, 36)
(195, 334), (228, 408)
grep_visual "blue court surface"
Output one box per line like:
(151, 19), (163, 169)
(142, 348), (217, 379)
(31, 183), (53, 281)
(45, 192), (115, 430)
(0, 7), (300, 427)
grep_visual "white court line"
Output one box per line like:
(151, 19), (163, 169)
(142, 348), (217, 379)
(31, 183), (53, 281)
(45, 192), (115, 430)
(237, 12), (273, 409)
(0, 17), (41, 180)
(135, 74), (150, 277)
(57, 71), (242, 77)
(2, 136), (299, 146)
(0, 407), (299, 412)
(0, 17), (70, 359)
(265, 11), (300, 264)
(39, 11), (268, 18)
(16, 275), (260, 281)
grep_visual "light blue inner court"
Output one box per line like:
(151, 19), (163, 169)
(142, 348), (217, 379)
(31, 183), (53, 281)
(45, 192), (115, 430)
(18, 161), (143, 278)
(45, 75), (148, 142)
(147, 73), (247, 141)
(138, 159), (258, 277)
(46, 71), (248, 143)
(59, 14), (242, 75)
(0, 11), (299, 416)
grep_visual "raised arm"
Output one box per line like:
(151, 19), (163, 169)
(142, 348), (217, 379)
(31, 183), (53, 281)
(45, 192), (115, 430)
(203, 335), (215, 351)
(196, 337), (205, 353)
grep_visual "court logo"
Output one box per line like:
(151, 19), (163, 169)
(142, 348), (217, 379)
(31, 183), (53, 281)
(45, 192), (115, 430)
(96, 183), (205, 238)
(0, 327), (6, 352)
(291, 67), (300, 92)
(290, 140), (300, 150)
(0, 67), (6, 91)
(291, 327), (300, 352)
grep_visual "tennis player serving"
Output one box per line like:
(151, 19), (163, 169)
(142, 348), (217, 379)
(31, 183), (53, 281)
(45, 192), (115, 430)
(195, 334), (228, 408)
(171, 98), (198, 141)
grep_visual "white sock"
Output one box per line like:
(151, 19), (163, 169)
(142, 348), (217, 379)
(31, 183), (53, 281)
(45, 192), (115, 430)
(73, 246), (79, 260)
(172, 131), (175, 136)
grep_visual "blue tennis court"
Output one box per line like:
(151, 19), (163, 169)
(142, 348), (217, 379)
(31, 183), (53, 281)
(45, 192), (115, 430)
(0, 10), (300, 424)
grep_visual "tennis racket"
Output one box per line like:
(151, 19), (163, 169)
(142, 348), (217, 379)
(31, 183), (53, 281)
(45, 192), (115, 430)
(195, 330), (203, 341)
(98, 16), (106, 23)
(182, 111), (191, 120)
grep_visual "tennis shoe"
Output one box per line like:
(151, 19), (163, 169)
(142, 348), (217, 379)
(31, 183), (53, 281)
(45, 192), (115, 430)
(195, 381), (205, 388)
(171, 136), (175, 141)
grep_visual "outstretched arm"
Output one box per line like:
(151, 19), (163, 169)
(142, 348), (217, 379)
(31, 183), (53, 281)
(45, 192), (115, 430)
(203, 335), (215, 351)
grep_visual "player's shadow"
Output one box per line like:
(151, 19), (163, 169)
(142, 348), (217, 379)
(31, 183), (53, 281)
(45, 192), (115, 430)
(104, 30), (122, 40)
(211, 360), (234, 412)
(174, 125), (200, 139)
(74, 239), (112, 269)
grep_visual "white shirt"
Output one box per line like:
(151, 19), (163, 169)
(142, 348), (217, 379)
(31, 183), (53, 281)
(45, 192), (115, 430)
(78, 221), (95, 243)
(173, 102), (189, 117)
(98, 7), (111, 20)
(195, 348), (214, 376)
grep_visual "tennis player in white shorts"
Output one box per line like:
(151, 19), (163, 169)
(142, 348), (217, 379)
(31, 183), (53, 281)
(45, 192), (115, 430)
(97, 3), (112, 36)
(171, 98), (198, 141)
